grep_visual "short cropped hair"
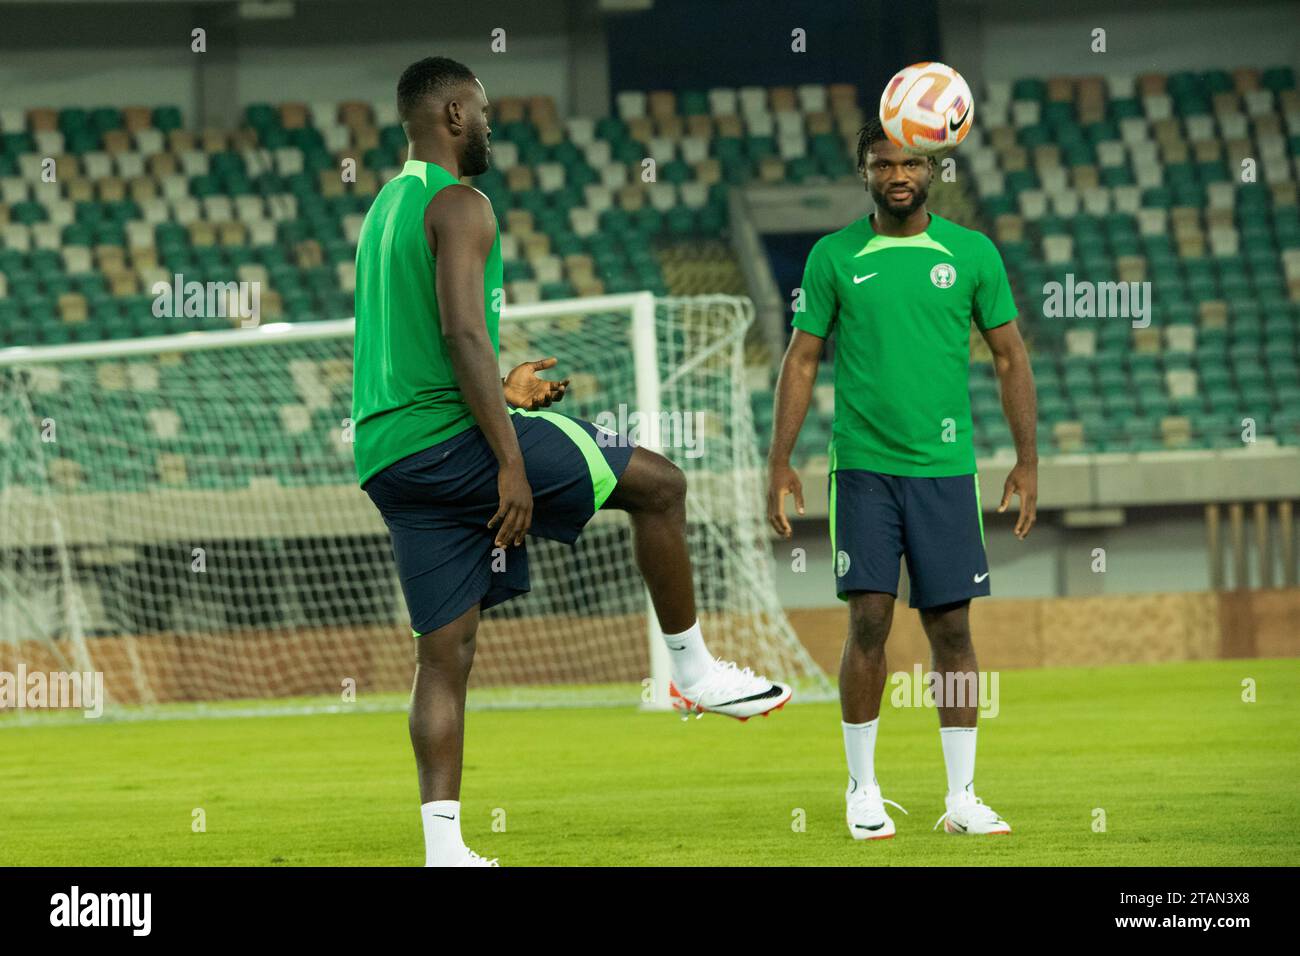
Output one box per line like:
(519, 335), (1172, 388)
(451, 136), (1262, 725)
(397, 56), (476, 120)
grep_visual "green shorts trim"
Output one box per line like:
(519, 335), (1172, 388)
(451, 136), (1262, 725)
(511, 408), (619, 510)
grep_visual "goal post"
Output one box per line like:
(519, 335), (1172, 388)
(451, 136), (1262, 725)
(0, 293), (831, 719)
(631, 292), (670, 710)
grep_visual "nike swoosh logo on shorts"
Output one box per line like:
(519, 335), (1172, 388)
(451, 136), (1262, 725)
(973, 572), (989, 583)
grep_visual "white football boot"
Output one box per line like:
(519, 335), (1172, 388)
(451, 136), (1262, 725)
(668, 658), (792, 721)
(933, 789), (1011, 835)
(846, 777), (908, 840)
(437, 848), (499, 867)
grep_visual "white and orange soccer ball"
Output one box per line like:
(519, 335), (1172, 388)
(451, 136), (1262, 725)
(879, 61), (974, 154)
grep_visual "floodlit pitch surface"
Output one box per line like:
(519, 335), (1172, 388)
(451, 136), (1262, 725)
(2, 659), (1296, 866)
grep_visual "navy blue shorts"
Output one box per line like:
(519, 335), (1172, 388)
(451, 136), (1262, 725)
(363, 410), (635, 636)
(830, 469), (990, 609)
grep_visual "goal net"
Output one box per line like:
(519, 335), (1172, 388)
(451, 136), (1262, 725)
(0, 292), (830, 719)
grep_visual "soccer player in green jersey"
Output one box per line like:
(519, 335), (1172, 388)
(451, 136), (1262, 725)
(353, 58), (790, 867)
(766, 117), (1038, 839)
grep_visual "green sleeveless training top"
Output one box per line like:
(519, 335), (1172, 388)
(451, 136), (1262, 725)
(351, 158), (504, 486)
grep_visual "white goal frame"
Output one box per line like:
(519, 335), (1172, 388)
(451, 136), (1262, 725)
(0, 291), (783, 713)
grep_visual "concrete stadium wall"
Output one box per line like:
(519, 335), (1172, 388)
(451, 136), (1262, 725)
(5, 589), (1293, 708)
(0, 0), (605, 125)
(788, 587), (1300, 679)
(940, 0), (1300, 92)
(769, 504), (1298, 607)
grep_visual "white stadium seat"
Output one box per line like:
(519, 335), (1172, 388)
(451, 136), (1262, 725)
(125, 221), (155, 248)
(744, 112), (773, 137)
(235, 195), (266, 224)
(1, 177), (30, 204)
(247, 220), (277, 246)
(534, 162), (566, 192)
(738, 86), (768, 117)
(139, 197), (170, 224)
(707, 88), (738, 116)
(678, 136), (710, 165)
(31, 222), (61, 251)
(568, 207), (599, 238)
(170, 198), (200, 225)
(582, 184), (613, 213)
(648, 182), (678, 212)
(564, 117), (595, 146)
(1142, 94), (1173, 121)
(616, 91), (647, 120)
(178, 150), (210, 177)
(61, 246), (93, 274)
(115, 152), (145, 179)
(80, 151), (113, 179)
(796, 84), (827, 113)
(202, 196), (233, 222)
(33, 130), (65, 156)
(1011, 100), (1041, 127)
(272, 147), (303, 176)
(582, 139), (611, 168)
(134, 128), (164, 155)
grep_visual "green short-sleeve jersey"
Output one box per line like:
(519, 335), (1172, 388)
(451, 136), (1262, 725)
(352, 159), (504, 486)
(792, 212), (1016, 477)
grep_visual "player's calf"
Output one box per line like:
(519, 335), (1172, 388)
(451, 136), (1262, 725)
(605, 449), (793, 719)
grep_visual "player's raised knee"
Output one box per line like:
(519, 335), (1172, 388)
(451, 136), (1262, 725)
(633, 449), (687, 514)
(655, 455), (688, 511)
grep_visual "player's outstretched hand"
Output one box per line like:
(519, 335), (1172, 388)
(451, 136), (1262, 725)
(998, 460), (1038, 540)
(504, 357), (569, 410)
(489, 460), (533, 547)
(767, 461), (805, 539)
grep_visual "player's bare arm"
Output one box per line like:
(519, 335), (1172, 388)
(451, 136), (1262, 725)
(981, 319), (1038, 539)
(767, 328), (826, 538)
(428, 183), (531, 548)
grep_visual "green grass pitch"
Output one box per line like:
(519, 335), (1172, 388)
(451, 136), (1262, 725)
(2, 658), (1296, 866)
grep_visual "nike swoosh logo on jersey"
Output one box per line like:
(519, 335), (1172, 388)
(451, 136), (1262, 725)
(853, 273), (878, 284)
(974, 572), (990, 583)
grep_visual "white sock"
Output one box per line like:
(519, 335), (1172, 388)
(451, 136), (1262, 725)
(421, 800), (466, 867)
(940, 726), (978, 800)
(842, 718), (879, 795)
(662, 620), (713, 688)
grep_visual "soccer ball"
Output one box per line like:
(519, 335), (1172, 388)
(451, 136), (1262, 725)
(879, 62), (974, 154)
